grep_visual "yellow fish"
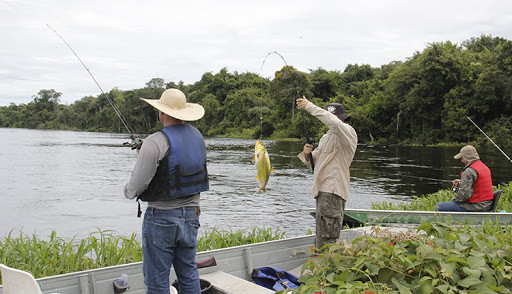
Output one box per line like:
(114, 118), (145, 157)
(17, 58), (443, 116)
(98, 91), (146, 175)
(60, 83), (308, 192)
(253, 140), (275, 192)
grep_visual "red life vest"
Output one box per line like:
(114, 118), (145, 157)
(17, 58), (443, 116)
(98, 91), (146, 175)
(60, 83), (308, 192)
(463, 160), (493, 203)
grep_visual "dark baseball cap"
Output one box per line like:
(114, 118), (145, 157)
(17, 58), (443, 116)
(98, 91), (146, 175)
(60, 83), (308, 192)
(326, 103), (350, 121)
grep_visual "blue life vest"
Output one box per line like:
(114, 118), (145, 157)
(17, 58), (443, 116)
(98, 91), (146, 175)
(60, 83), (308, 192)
(138, 124), (209, 202)
(251, 267), (302, 291)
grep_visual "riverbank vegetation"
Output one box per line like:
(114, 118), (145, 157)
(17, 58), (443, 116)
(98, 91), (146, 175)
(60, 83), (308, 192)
(1, 35), (512, 146)
(292, 221), (512, 293)
(372, 181), (512, 211)
(0, 227), (285, 281)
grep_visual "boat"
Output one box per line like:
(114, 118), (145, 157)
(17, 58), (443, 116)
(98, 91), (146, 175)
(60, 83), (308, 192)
(0, 227), (377, 294)
(309, 208), (512, 227)
(309, 190), (509, 227)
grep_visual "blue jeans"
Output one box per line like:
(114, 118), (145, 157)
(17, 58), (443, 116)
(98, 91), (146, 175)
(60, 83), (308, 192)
(435, 201), (468, 212)
(142, 207), (201, 294)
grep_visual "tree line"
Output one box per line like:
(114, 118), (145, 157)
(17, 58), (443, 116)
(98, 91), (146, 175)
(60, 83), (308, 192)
(1, 35), (511, 146)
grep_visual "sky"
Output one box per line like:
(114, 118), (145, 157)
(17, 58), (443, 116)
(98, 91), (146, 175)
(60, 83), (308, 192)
(1, 0), (512, 106)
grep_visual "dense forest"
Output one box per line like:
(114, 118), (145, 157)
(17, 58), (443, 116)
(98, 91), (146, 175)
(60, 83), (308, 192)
(1, 35), (511, 146)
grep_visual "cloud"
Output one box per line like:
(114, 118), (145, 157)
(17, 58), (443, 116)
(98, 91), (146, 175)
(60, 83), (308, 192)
(1, 0), (512, 106)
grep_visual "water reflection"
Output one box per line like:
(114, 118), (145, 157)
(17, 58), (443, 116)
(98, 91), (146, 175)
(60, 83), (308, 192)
(0, 128), (511, 240)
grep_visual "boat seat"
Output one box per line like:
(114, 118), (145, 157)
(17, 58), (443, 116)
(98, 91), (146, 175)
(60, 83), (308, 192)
(0, 264), (60, 294)
(490, 190), (503, 212)
(200, 271), (273, 294)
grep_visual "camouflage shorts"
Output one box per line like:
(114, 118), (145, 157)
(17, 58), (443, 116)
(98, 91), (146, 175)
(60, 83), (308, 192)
(315, 192), (345, 249)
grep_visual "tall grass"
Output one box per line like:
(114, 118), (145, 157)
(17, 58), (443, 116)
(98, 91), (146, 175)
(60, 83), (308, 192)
(0, 229), (142, 280)
(198, 226), (287, 251)
(372, 181), (512, 211)
(0, 226), (286, 281)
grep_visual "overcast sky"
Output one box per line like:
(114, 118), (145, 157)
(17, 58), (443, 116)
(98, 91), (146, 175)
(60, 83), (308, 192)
(2, 0), (512, 106)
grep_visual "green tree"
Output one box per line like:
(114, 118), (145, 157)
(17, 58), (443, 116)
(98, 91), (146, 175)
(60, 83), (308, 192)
(269, 66), (313, 137)
(146, 78), (165, 89)
(32, 89), (62, 112)
(309, 68), (343, 102)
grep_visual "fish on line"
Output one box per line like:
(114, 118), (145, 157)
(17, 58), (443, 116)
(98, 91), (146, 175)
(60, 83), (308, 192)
(253, 140), (275, 192)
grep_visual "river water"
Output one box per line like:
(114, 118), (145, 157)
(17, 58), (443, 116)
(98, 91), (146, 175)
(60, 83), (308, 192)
(1, 128), (511, 240)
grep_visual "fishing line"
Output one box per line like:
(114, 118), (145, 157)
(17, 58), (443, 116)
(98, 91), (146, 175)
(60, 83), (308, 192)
(261, 51), (301, 118)
(261, 51), (316, 170)
(397, 174), (453, 183)
(261, 51), (316, 165)
(47, 24), (142, 149)
(467, 116), (512, 164)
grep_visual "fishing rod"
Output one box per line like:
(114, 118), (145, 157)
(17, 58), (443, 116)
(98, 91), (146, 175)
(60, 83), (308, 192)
(47, 25), (143, 150)
(466, 116), (512, 164)
(261, 51), (316, 170)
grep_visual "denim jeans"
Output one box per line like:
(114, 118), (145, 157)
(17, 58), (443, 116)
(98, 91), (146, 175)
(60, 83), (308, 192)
(142, 207), (201, 294)
(435, 201), (468, 212)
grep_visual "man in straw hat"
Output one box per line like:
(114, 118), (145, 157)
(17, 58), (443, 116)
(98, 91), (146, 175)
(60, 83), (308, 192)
(435, 145), (493, 212)
(296, 96), (357, 250)
(124, 88), (208, 293)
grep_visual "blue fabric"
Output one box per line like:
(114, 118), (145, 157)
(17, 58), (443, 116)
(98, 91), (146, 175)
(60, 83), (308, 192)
(139, 124), (208, 202)
(162, 124), (209, 198)
(435, 201), (468, 212)
(252, 267), (301, 291)
(142, 207), (201, 294)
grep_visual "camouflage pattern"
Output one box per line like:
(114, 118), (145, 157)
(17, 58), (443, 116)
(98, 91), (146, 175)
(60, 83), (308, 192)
(315, 192), (345, 249)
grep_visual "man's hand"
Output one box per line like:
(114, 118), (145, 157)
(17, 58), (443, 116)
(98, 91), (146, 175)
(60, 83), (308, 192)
(296, 96), (309, 109)
(303, 144), (313, 157)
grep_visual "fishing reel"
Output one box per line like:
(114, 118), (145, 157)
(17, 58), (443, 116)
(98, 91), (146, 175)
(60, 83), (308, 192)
(306, 134), (318, 147)
(305, 135), (318, 171)
(123, 137), (143, 150)
(451, 180), (460, 192)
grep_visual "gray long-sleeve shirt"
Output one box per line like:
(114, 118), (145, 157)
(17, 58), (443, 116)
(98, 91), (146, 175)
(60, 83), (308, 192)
(124, 131), (200, 210)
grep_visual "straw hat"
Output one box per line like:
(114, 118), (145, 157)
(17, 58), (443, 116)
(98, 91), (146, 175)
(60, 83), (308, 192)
(141, 89), (204, 121)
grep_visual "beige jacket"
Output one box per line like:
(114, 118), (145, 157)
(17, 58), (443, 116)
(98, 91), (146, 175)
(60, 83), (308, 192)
(298, 102), (358, 200)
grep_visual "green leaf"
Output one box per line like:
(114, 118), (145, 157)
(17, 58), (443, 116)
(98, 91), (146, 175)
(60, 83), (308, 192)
(366, 262), (380, 275)
(412, 276), (435, 294)
(467, 256), (486, 269)
(417, 283), (435, 294)
(458, 276), (483, 288)
(480, 267), (497, 286)
(322, 287), (337, 294)
(462, 266), (481, 278)
(425, 266), (438, 278)
(440, 261), (457, 274)
(376, 267), (395, 284)
(391, 278), (413, 294)
(454, 240), (469, 251)
(458, 233), (472, 244)
(436, 284), (449, 292)
(354, 256), (366, 268)
(416, 244), (441, 261)
(431, 223), (449, 238)
(445, 256), (467, 265)
(472, 283), (499, 294)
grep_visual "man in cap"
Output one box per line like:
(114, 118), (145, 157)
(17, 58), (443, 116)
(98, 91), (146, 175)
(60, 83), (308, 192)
(296, 96), (357, 250)
(435, 145), (493, 212)
(124, 88), (208, 293)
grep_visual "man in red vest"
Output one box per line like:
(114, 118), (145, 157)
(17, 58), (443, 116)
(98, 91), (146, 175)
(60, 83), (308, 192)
(436, 145), (494, 212)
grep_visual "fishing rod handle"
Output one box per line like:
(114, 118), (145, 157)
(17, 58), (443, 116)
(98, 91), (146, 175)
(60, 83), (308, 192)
(123, 138), (143, 150)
